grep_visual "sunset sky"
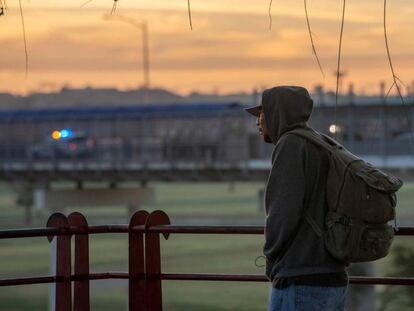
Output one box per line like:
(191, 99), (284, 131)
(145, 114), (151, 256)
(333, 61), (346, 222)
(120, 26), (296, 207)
(1, 0), (413, 95)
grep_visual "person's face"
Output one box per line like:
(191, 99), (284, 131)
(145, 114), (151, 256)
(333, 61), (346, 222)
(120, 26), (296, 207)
(256, 109), (272, 143)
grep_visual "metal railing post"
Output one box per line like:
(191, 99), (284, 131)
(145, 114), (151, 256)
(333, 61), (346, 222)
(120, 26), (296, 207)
(128, 210), (149, 311)
(47, 213), (71, 311)
(48, 236), (56, 311)
(145, 211), (170, 311)
(68, 212), (90, 311)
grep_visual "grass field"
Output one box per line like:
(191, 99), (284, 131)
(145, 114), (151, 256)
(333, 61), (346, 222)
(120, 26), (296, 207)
(0, 181), (413, 310)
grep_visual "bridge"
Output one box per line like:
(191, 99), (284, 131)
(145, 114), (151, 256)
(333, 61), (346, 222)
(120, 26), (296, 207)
(1, 101), (414, 223)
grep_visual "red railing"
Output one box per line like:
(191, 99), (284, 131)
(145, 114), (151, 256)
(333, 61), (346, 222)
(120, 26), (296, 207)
(1, 210), (414, 311)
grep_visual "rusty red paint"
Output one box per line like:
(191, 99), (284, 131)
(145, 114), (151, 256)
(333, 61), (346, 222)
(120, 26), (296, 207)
(147, 225), (264, 235)
(129, 210), (149, 311)
(0, 276), (58, 286)
(145, 210), (170, 311)
(3, 225), (414, 239)
(0, 227), (61, 239)
(2, 273), (414, 287)
(157, 273), (414, 286)
(47, 213), (71, 311)
(68, 212), (90, 311)
(395, 227), (414, 236)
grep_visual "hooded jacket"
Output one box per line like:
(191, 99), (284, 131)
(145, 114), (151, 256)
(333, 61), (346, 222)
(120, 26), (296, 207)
(262, 86), (346, 282)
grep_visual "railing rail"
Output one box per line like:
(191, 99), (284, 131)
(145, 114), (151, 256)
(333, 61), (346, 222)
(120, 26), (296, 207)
(3, 224), (414, 239)
(1, 210), (414, 311)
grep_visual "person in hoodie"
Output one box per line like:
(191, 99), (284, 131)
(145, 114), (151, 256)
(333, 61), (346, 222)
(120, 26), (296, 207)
(245, 86), (348, 311)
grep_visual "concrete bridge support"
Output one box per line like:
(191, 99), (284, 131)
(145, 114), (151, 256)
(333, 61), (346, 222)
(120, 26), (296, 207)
(13, 181), (154, 224)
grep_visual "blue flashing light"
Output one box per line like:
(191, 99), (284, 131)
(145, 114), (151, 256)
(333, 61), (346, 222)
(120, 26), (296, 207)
(60, 129), (73, 139)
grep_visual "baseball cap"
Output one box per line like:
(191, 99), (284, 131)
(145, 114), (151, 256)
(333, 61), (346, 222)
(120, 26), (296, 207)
(244, 104), (262, 117)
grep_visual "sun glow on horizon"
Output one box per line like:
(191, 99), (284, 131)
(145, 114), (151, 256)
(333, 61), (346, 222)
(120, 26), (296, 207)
(1, 1), (414, 96)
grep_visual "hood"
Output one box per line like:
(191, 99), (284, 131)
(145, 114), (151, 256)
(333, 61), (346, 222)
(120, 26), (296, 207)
(262, 86), (313, 144)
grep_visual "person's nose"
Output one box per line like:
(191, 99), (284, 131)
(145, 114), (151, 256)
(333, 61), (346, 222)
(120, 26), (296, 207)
(255, 118), (259, 126)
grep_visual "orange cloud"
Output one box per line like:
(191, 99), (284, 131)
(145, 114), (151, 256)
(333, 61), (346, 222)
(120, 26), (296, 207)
(0, 4), (413, 95)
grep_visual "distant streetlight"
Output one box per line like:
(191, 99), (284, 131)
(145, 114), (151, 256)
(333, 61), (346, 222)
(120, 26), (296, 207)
(104, 14), (151, 103)
(329, 124), (341, 134)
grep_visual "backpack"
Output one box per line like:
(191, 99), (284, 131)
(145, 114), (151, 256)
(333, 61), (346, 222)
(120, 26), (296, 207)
(287, 127), (403, 264)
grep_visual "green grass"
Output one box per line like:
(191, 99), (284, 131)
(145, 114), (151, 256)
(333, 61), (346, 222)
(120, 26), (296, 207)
(0, 285), (49, 311)
(163, 282), (269, 311)
(393, 183), (414, 219)
(0, 181), (268, 310)
(0, 181), (413, 310)
(0, 181), (266, 227)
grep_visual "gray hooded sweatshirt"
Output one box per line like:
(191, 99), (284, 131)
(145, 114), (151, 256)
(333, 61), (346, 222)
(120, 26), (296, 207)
(262, 86), (346, 282)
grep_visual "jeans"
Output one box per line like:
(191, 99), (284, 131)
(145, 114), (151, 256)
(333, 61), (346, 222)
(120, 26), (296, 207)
(268, 284), (347, 311)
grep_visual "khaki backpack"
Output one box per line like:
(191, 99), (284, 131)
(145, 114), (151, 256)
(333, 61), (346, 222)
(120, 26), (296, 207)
(287, 128), (403, 264)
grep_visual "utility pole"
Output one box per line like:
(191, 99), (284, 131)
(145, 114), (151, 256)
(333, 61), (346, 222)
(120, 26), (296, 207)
(333, 69), (347, 100)
(141, 22), (150, 103)
(104, 15), (151, 103)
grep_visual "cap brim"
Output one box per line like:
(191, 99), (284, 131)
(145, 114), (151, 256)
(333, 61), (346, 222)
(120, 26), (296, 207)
(244, 105), (262, 117)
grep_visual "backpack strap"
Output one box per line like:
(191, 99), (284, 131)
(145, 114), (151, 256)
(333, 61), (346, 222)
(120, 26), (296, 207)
(283, 128), (334, 239)
(304, 210), (323, 237)
(271, 128), (338, 261)
(286, 127), (343, 154)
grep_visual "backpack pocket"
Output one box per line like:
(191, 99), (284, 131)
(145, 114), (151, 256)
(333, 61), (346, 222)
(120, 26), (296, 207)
(335, 170), (397, 223)
(358, 224), (394, 260)
(354, 165), (403, 194)
(324, 211), (394, 263)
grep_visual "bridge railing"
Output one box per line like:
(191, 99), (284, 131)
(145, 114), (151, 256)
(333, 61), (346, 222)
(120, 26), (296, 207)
(1, 210), (414, 311)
